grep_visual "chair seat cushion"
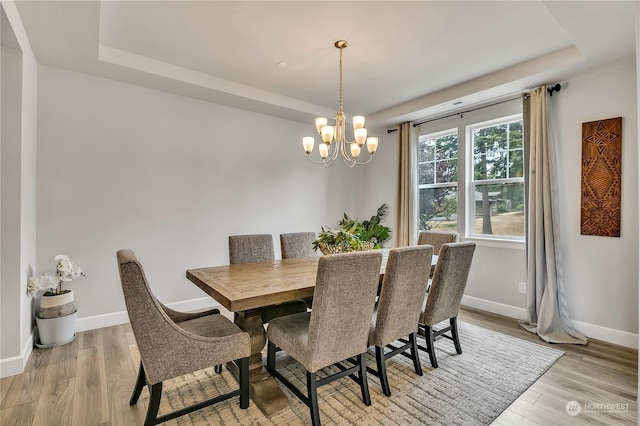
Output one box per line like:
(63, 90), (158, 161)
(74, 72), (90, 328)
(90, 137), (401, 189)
(178, 313), (243, 338)
(267, 312), (315, 371)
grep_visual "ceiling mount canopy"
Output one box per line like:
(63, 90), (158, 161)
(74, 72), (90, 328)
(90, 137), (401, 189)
(302, 40), (378, 168)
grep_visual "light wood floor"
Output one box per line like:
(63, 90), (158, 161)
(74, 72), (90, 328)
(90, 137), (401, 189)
(0, 306), (637, 425)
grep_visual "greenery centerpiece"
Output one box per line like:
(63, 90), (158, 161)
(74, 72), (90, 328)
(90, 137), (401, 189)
(313, 204), (391, 254)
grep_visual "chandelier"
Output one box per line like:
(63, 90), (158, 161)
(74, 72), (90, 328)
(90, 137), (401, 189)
(302, 40), (378, 167)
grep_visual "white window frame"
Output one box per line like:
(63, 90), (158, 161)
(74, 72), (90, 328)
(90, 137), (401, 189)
(414, 97), (525, 249)
(466, 113), (525, 242)
(417, 128), (459, 231)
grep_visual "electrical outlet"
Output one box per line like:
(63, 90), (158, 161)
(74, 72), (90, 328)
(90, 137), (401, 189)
(518, 282), (527, 294)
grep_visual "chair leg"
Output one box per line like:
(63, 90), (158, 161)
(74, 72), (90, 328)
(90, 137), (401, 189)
(144, 382), (162, 426)
(239, 357), (249, 409)
(451, 317), (462, 354)
(425, 325), (438, 369)
(374, 346), (391, 397)
(130, 361), (147, 405)
(306, 371), (321, 426)
(409, 332), (423, 376)
(357, 353), (372, 406)
(266, 340), (277, 372)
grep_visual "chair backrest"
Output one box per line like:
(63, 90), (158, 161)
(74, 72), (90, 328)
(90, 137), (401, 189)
(280, 232), (317, 259)
(229, 234), (274, 264)
(417, 230), (460, 255)
(421, 242), (476, 326)
(306, 251), (382, 372)
(117, 249), (186, 383)
(371, 245), (434, 346)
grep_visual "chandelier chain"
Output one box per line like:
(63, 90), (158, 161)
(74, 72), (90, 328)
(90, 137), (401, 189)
(338, 45), (343, 112)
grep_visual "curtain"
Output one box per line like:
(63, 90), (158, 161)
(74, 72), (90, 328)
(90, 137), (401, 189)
(520, 86), (588, 344)
(395, 122), (417, 247)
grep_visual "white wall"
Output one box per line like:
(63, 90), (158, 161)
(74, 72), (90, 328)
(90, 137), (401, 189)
(0, 1), (38, 378)
(361, 62), (638, 346)
(1, 46), (23, 361)
(554, 62), (638, 340)
(20, 37), (37, 364)
(35, 65), (355, 326)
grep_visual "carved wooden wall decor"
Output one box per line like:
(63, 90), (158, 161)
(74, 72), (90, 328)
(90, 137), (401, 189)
(580, 117), (622, 237)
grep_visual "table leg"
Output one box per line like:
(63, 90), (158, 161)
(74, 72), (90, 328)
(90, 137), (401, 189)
(229, 308), (289, 416)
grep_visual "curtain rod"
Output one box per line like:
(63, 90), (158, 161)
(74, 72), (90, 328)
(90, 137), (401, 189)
(386, 83), (561, 133)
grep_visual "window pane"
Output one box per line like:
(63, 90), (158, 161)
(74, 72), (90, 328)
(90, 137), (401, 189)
(474, 149), (507, 180)
(509, 120), (523, 149)
(418, 162), (434, 185)
(473, 153), (486, 179)
(473, 182), (525, 237)
(418, 186), (458, 231)
(474, 123), (507, 153)
(418, 139), (435, 162)
(509, 148), (524, 178)
(473, 123), (510, 180)
(435, 134), (458, 160)
(435, 159), (457, 183)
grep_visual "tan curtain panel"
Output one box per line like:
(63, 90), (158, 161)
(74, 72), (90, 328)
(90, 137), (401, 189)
(395, 122), (417, 247)
(520, 87), (587, 344)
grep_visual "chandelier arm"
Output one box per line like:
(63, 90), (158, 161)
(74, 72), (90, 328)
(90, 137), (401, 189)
(340, 142), (357, 167)
(306, 155), (331, 165)
(353, 154), (375, 165)
(306, 153), (339, 167)
(328, 142), (339, 161)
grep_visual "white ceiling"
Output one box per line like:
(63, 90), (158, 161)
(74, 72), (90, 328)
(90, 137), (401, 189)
(11, 1), (637, 127)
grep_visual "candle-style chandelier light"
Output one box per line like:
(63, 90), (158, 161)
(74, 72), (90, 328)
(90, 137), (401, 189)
(302, 40), (378, 167)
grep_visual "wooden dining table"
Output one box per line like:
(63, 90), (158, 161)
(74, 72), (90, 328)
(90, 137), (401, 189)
(186, 250), (437, 415)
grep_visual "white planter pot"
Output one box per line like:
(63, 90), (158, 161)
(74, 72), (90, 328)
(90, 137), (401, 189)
(36, 311), (77, 347)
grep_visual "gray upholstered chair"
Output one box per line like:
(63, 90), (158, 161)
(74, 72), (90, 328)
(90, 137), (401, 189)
(418, 242), (476, 368)
(116, 249), (250, 426)
(266, 251), (383, 426)
(417, 230), (460, 255)
(229, 234), (308, 323)
(280, 232), (317, 308)
(368, 245), (434, 396)
(229, 233), (275, 264)
(280, 232), (317, 259)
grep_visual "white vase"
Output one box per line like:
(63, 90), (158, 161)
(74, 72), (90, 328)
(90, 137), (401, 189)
(36, 311), (77, 347)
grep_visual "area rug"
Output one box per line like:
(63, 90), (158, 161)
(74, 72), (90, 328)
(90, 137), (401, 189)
(153, 321), (564, 425)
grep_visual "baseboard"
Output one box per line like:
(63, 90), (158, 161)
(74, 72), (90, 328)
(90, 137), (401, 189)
(461, 295), (638, 349)
(462, 295), (530, 320)
(571, 319), (638, 349)
(0, 332), (34, 379)
(76, 297), (221, 332)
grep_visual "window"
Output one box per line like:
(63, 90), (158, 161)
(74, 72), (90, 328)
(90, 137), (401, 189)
(415, 98), (524, 243)
(417, 130), (458, 232)
(469, 116), (524, 238)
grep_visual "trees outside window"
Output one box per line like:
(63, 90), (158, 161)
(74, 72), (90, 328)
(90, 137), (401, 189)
(470, 117), (524, 237)
(417, 130), (458, 231)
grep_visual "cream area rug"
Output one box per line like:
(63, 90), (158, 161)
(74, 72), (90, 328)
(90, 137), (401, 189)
(145, 321), (564, 425)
